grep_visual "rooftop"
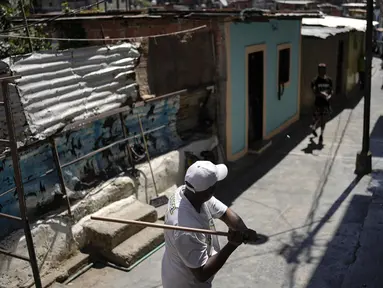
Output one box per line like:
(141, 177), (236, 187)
(274, 0), (316, 5)
(301, 15), (378, 39)
(16, 9), (322, 22)
(302, 15), (378, 32)
(317, 3), (341, 9)
(301, 25), (354, 38)
(341, 3), (367, 7)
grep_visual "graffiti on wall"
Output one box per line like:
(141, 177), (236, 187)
(0, 95), (182, 239)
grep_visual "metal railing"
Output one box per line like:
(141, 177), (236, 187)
(0, 80), (186, 286)
(0, 75), (42, 288)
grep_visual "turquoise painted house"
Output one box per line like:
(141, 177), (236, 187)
(221, 15), (303, 161)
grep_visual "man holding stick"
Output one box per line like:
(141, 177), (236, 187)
(161, 161), (257, 288)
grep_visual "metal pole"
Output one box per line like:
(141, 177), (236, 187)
(363, 0), (373, 153)
(137, 115), (158, 196)
(119, 113), (135, 172)
(20, 0), (33, 53)
(355, 0), (373, 175)
(2, 81), (42, 288)
(61, 124), (165, 169)
(50, 138), (72, 218)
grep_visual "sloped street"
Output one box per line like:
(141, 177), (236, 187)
(71, 59), (383, 288)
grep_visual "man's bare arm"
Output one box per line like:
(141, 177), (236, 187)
(189, 242), (238, 282)
(189, 230), (243, 282)
(219, 208), (247, 231)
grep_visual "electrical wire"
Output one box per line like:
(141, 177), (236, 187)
(0, 24), (207, 41)
(2, 0), (108, 33)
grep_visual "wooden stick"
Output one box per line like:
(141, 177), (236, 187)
(91, 216), (229, 237)
(137, 115), (159, 197)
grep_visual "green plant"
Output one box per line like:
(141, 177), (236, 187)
(61, 1), (70, 13)
(137, 0), (152, 7)
(0, 1), (51, 59)
(79, 6), (103, 14)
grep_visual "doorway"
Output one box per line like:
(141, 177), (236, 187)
(247, 49), (265, 145)
(336, 40), (344, 94)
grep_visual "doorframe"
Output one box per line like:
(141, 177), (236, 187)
(245, 44), (267, 145)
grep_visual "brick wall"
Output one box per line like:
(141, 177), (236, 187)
(81, 18), (215, 43)
(78, 17), (228, 148)
(55, 16), (228, 157)
(77, 17), (225, 77)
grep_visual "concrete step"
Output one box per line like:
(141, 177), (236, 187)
(50, 282), (81, 288)
(83, 197), (158, 251)
(103, 220), (165, 268)
(50, 283), (67, 288)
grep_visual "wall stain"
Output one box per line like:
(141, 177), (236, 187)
(0, 95), (185, 239)
(0, 89), (214, 239)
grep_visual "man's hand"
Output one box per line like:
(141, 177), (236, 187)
(228, 228), (258, 246)
(242, 229), (258, 244)
(323, 92), (331, 100)
(227, 229), (244, 247)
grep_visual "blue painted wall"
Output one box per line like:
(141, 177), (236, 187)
(228, 19), (301, 155)
(0, 96), (183, 239)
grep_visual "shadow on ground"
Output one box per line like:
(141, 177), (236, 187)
(212, 85), (364, 288)
(370, 116), (383, 158)
(303, 182), (369, 288)
(304, 169), (383, 288)
(276, 176), (364, 288)
(301, 137), (324, 154)
(216, 86), (363, 207)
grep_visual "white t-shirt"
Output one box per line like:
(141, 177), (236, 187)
(161, 186), (228, 288)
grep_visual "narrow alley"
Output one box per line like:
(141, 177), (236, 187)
(0, 10), (381, 288)
(69, 60), (383, 287)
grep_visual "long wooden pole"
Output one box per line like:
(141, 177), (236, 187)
(137, 115), (159, 196)
(91, 215), (229, 237)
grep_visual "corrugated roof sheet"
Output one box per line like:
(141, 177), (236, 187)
(0, 43), (139, 151)
(276, 11), (320, 17)
(18, 9), (322, 22)
(317, 3), (341, 9)
(301, 25), (352, 38)
(302, 15), (378, 32)
(341, 3), (367, 7)
(274, 0), (316, 4)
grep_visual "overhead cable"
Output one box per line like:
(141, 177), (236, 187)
(0, 25), (208, 41)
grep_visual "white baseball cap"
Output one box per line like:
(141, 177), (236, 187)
(184, 161), (228, 193)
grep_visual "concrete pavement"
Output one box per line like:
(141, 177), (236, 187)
(71, 59), (383, 288)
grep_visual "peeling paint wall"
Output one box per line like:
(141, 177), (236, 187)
(0, 42), (214, 239)
(0, 94), (186, 239)
(346, 31), (365, 92)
